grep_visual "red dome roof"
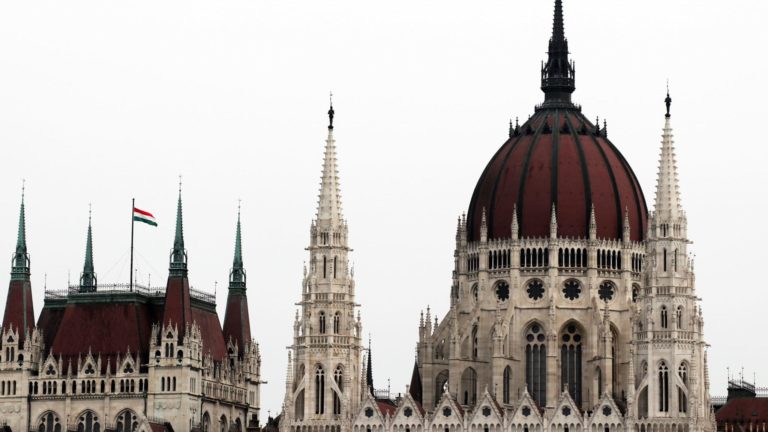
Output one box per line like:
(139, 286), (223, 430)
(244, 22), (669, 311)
(467, 110), (648, 242)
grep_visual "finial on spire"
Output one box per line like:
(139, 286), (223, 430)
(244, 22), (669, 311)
(541, 0), (575, 105)
(230, 201), (246, 290)
(80, 206), (97, 292)
(665, 83), (672, 118)
(11, 182), (30, 280)
(170, 183), (187, 276)
(328, 92), (335, 129)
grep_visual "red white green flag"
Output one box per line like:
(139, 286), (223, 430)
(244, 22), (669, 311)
(133, 207), (157, 227)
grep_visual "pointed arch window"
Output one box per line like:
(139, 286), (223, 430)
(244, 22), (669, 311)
(37, 411), (62, 432)
(333, 366), (343, 415)
(525, 323), (547, 407)
(678, 362), (688, 413)
(560, 324), (583, 407)
(75, 411), (100, 432)
(115, 410), (138, 432)
(502, 366), (511, 405)
(315, 366), (325, 414)
(661, 306), (668, 329)
(319, 312), (326, 335)
(333, 256), (337, 278)
(435, 370), (449, 406)
(611, 328), (619, 396)
(471, 325), (478, 359)
(460, 367), (477, 406)
(333, 312), (341, 334)
(658, 362), (670, 412)
(295, 389), (305, 421)
(676, 306), (683, 329)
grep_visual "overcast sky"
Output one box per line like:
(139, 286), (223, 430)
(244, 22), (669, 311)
(1, 0), (766, 416)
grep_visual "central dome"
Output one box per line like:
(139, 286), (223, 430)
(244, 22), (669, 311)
(466, 0), (647, 242)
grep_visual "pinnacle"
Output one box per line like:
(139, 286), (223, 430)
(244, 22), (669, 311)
(79, 210), (96, 292)
(653, 92), (684, 222)
(315, 106), (345, 228)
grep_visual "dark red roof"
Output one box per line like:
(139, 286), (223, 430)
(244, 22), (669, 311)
(717, 398), (768, 426)
(36, 304), (65, 350)
(222, 291), (252, 357)
(467, 109), (648, 242)
(48, 300), (157, 372)
(192, 307), (227, 361)
(2, 280), (35, 336)
(376, 400), (397, 417)
(162, 276), (193, 341)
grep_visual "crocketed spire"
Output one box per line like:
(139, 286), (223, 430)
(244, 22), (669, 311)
(653, 89), (685, 223)
(11, 188), (29, 280)
(315, 101), (345, 228)
(79, 208), (97, 292)
(229, 205), (246, 290)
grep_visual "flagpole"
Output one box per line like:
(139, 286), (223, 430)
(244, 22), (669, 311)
(130, 198), (135, 292)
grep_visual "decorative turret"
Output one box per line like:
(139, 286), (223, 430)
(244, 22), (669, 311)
(79, 207), (97, 292)
(3, 187), (35, 338)
(223, 205), (253, 358)
(162, 187), (192, 341)
(541, 0), (576, 106)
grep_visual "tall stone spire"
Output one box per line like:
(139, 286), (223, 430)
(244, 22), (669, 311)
(3, 185), (35, 337)
(541, 0), (576, 105)
(11, 187), (29, 281)
(653, 89), (685, 222)
(316, 99), (344, 228)
(79, 207), (97, 292)
(223, 204), (252, 356)
(169, 185), (187, 276)
(366, 337), (374, 395)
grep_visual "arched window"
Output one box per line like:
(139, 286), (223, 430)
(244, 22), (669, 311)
(333, 256), (337, 278)
(676, 306), (683, 329)
(295, 389), (305, 421)
(525, 323), (547, 407)
(503, 366), (511, 405)
(75, 411), (100, 432)
(202, 413), (211, 432)
(333, 312), (341, 334)
(315, 366), (325, 414)
(663, 249), (667, 272)
(611, 328), (619, 396)
(115, 410), (138, 432)
(323, 256), (327, 278)
(661, 306), (668, 329)
(319, 312), (326, 334)
(560, 323), (583, 407)
(658, 362), (670, 412)
(678, 363), (688, 413)
(471, 325), (478, 359)
(333, 366), (343, 415)
(38, 411), (62, 432)
(219, 415), (227, 432)
(471, 284), (479, 303)
(460, 367), (477, 406)
(435, 370), (449, 406)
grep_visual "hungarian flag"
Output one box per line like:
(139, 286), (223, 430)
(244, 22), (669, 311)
(133, 207), (157, 227)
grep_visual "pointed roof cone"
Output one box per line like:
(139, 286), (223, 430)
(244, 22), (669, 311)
(480, 207), (488, 242)
(366, 337), (374, 396)
(223, 205), (252, 358)
(654, 88), (685, 222)
(79, 209), (97, 292)
(11, 190), (29, 280)
(622, 207), (631, 243)
(3, 186), (35, 337)
(169, 188), (187, 276)
(409, 360), (423, 405)
(316, 100), (345, 228)
(541, 0), (575, 105)
(549, 203), (558, 238)
(589, 204), (597, 239)
(511, 204), (519, 239)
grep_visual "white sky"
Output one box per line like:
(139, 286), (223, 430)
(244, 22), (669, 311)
(0, 0), (766, 416)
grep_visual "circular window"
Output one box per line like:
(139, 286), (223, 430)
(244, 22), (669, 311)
(602, 405), (612, 416)
(598, 281), (615, 302)
(404, 407), (413, 417)
(521, 406), (531, 417)
(495, 281), (510, 301)
(482, 406), (491, 417)
(526, 280), (545, 300)
(563, 280), (581, 301)
(365, 408), (374, 418)
(562, 406), (572, 416)
(443, 407), (452, 417)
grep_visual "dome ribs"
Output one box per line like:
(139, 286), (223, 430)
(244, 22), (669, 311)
(581, 115), (623, 240)
(486, 130), (528, 242)
(556, 112), (589, 237)
(550, 111), (561, 232)
(517, 113), (552, 238)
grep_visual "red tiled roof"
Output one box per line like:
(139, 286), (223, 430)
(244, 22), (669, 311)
(36, 305), (65, 350)
(192, 307), (227, 362)
(376, 400), (397, 418)
(717, 398), (768, 424)
(222, 291), (251, 357)
(467, 110), (647, 242)
(2, 280), (35, 337)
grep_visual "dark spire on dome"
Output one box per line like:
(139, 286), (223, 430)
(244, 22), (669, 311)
(541, 0), (576, 107)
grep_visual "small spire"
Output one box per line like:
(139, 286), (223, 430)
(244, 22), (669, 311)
(315, 101), (345, 227)
(653, 87), (685, 223)
(511, 204), (519, 240)
(480, 207), (488, 242)
(328, 92), (335, 129)
(509, 118), (514, 139)
(79, 205), (97, 292)
(665, 81), (672, 118)
(229, 202), (246, 290)
(603, 119), (608, 137)
(541, 0), (576, 105)
(589, 204), (597, 239)
(11, 182), (29, 280)
(169, 182), (187, 276)
(549, 203), (558, 238)
(366, 335), (374, 395)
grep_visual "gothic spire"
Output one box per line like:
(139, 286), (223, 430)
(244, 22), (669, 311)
(541, 0), (576, 106)
(79, 207), (97, 292)
(229, 204), (246, 290)
(169, 184), (187, 276)
(316, 100), (344, 228)
(11, 185), (29, 281)
(653, 88), (684, 223)
(366, 336), (374, 396)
